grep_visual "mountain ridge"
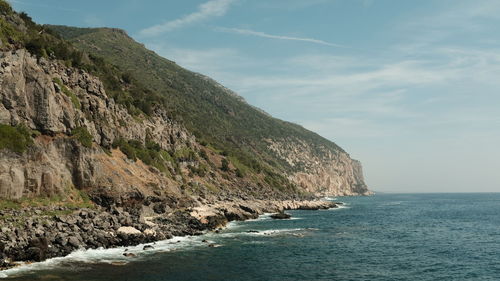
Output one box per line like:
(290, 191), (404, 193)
(47, 24), (367, 195)
(0, 0), (370, 268)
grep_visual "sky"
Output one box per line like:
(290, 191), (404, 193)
(9, 0), (500, 193)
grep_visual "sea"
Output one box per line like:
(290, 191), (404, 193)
(2, 193), (500, 281)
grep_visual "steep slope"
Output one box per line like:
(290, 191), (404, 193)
(0, 1), (369, 267)
(0, 48), (294, 203)
(49, 25), (370, 196)
(0, 3), (298, 204)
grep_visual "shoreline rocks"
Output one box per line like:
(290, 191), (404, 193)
(270, 212), (291, 219)
(0, 199), (338, 270)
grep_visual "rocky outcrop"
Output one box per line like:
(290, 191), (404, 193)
(266, 137), (371, 196)
(0, 49), (193, 148)
(48, 24), (371, 198)
(0, 49), (194, 200)
(189, 199), (337, 225)
(0, 199), (339, 269)
(270, 212), (291, 219)
(0, 3), (370, 270)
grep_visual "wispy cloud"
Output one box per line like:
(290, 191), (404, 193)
(139, 0), (236, 36)
(216, 27), (347, 48)
(83, 14), (103, 27)
(395, 0), (500, 50)
(144, 0), (500, 192)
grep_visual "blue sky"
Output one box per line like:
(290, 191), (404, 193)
(10, 0), (500, 193)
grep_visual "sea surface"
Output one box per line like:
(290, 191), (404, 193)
(2, 193), (500, 281)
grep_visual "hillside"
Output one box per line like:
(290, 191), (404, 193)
(48, 25), (369, 196)
(0, 0), (370, 267)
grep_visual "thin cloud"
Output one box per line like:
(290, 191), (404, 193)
(84, 15), (104, 27)
(139, 0), (236, 37)
(216, 27), (347, 48)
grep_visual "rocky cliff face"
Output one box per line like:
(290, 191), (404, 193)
(0, 47), (370, 201)
(266, 137), (370, 196)
(0, 49), (192, 202)
(47, 24), (371, 198)
(0, 1), (371, 268)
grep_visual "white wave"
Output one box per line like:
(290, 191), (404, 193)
(0, 210), (323, 278)
(324, 197), (338, 201)
(380, 201), (403, 206)
(326, 204), (350, 211)
(0, 235), (205, 279)
(223, 213), (273, 230)
(0, 212), (305, 278)
(242, 213), (273, 222)
(243, 228), (306, 236)
(211, 227), (309, 239)
(243, 241), (268, 245)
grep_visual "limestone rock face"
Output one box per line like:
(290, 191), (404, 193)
(0, 48), (370, 201)
(0, 49), (192, 200)
(117, 226), (141, 235)
(266, 137), (371, 196)
(0, 49), (194, 148)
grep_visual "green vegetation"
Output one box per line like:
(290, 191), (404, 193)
(0, 0), (13, 15)
(229, 156), (249, 177)
(112, 138), (177, 173)
(0, 17), (22, 44)
(45, 25), (347, 192)
(0, 1), (346, 194)
(173, 147), (198, 162)
(199, 149), (209, 161)
(0, 5), (88, 70)
(264, 170), (296, 192)
(1, 2), (159, 118)
(52, 77), (81, 109)
(0, 124), (33, 153)
(0, 186), (93, 211)
(188, 163), (209, 177)
(71, 127), (93, 148)
(221, 158), (230, 172)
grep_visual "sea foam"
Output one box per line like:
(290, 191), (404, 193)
(0, 235), (203, 278)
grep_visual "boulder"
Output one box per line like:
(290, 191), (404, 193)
(270, 212), (291, 219)
(143, 229), (156, 237)
(117, 226), (141, 236)
(67, 236), (81, 248)
(26, 237), (49, 261)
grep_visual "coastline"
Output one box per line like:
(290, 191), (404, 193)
(0, 199), (339, 271)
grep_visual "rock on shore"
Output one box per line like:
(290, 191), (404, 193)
(0, 199), (338, 270)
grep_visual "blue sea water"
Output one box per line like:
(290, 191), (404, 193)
(2, 193), (500, 281)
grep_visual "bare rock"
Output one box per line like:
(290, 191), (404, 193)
(271, 212), (291, 219)
(117, 226), (141, 236)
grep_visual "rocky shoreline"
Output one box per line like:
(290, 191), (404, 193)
(0, 199), (338, 270)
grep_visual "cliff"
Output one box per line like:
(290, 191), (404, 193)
(47, 25), (371, 197)
(0, 5), (370, 201)
(0, 48), (284, 204)
(0, 1), (371, 267)
(0, 47), (369, 202)
(266, 138), (369, 196)
(0, 1), (371, 201)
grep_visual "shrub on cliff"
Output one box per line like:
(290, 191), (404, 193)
(71, 127), (93, 148)
(112, 138), (176, 173)
(173, 147), (198, 162)
(0, 124), (33, 153)
(0, 17), (22, 44)
(52, 78), (81, 109)
(0, 0), (13, 15)
(221, 158), (230, 172)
